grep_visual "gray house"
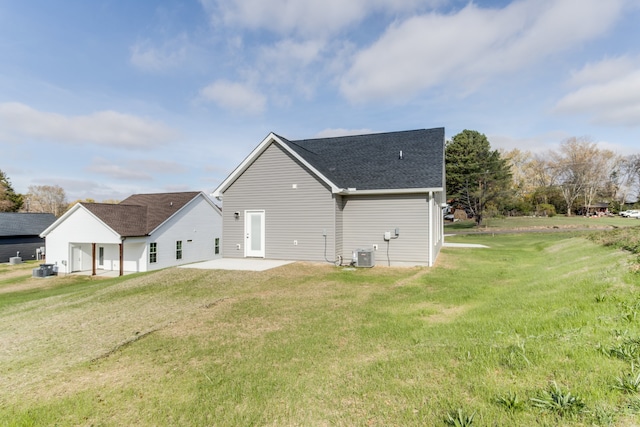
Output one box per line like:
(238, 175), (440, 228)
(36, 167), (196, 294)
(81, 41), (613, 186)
(212, 128), (446, 267)
(0, 213), (56, 262)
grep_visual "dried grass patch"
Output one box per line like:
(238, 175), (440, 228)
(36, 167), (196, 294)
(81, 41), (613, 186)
(0, 275), (58, 294)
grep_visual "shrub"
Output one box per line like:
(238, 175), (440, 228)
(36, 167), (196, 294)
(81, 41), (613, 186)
(536, 203), (556, 217)
(444, 408), (476, 426)
(613, 363), (640, 394)
(530, 381), (586, 418)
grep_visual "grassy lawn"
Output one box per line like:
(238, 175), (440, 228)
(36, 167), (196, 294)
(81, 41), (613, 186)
(445, 215), (639, 232)
(2, 227), (640, 425)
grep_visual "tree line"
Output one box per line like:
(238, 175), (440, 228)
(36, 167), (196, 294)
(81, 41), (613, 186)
(446, 130), (640, 225)
(0, 169), (118, 217)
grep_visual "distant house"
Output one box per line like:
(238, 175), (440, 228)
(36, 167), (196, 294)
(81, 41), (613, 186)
(40, 192), (222, 275)
(582, 202), (610, 216)
(0, 213), (56, 262)
(212, 128), (446, 267)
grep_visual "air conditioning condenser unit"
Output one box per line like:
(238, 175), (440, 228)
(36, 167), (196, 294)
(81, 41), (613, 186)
(353, 249), (375, 268)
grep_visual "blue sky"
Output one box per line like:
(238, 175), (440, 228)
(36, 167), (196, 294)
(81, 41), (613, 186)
(1, 0), (639, 202)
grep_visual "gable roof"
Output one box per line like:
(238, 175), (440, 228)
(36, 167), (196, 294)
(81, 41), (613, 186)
(0, 213), (56, 237)
(213, 128), (445, 197)
(41, 191), (211, 238)
(85, 191), (201, 236)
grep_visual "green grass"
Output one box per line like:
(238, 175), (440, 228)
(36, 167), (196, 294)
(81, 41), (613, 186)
(2, 229), (640, 425)
(445, 215), (639, 231)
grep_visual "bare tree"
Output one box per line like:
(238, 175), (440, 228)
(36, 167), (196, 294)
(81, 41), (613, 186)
(549, 138), (591, 216)
(625, 154), (640, 203)
(549, 137), (620, 216)
(25, 185), (68, 217)
(581, 148), (616, 214)
(503, 148), (534, 200)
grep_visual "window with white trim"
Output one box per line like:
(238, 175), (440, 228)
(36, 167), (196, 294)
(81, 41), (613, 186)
(150, 242), (157, 263)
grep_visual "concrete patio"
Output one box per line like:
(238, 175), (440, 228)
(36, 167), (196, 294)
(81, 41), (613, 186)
(179, 258), (295, 272)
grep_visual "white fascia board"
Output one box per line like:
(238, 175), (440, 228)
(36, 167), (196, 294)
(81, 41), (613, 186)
(272, 136), (341, 193)
(197, 191), (222, 217)
(40, 203), (121, 239)
(337, 187), (444, 196)
(212, 133), (277, 198)
(39, 203), (84, 237)
(211, 133), (340, 198)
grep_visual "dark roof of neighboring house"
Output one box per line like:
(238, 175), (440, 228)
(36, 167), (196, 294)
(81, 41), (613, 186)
(276, 128), (445, 190)
(81, 191), (201, 237)
(0, 213), (57, 237)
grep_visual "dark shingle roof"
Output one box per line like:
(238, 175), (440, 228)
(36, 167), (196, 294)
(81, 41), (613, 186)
(277, 128), (444, 190)
(81, 191), (200, 237)
(0, 213), (57, 237)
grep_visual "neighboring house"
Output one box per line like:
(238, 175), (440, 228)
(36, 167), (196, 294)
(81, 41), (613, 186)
(0, 213), (56, 262)
(212, 128), (446, 267)
(581, 202), (610, 216)
(40, 191), (222, 275)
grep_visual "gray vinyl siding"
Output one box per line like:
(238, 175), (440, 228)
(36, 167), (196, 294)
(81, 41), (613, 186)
(341, 194), (431, 266)
(221, 143), (337, 262)
(432, 191), (445, 263)
(334, 195), (343, 262)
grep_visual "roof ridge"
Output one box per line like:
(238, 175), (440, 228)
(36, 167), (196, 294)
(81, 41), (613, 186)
(290, 128), (441, 143)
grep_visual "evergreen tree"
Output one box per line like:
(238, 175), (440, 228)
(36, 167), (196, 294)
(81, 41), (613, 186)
(445, 130), (512, 225)
(0, 169), (23, 212)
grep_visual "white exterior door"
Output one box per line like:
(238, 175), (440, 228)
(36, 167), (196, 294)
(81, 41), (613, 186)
(245, 210), (265, 258)
(98, 246), (104, 269)
(71, 246), (82, 272)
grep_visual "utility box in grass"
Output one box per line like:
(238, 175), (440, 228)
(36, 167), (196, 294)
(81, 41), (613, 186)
(32, 264), (57, 278)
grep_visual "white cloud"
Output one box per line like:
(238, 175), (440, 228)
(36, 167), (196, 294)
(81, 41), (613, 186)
(340, 0), (626, 103)
(553, 64), (640, 126)
(260, 39), (324, 69)
(199, 80), (266, 114)
(0, 102), (179, 148)
(130, 35), (190, 71)
(489, 132), (569, 154)
(565, 56), (637, 87)
(86, 157), (187, 181)
(490, 130), (639, 157)
(255, 38), (327, 99)
(88, 158), (153, 181)
(201, 0), (440, 37)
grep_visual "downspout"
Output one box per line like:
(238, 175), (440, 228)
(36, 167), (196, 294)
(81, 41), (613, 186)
(428, 191), (434, 267)
(119, 237), (125, 277)
(92, 243), (96, 276)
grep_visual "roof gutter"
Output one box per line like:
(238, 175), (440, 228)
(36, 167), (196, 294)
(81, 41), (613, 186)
(335, 187), (444, 196)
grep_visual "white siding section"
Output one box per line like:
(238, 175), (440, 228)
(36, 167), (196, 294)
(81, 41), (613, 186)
(45, 207), (121, 274)
(44, 194), (222, 274)
(341, 194), (431, 266)
(145, 195), (222, 271)
(222, 143), (337, 262)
